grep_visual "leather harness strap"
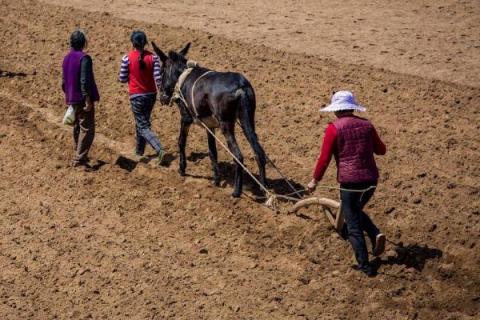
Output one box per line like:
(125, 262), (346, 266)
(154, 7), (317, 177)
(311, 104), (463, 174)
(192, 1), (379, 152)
(170, 61), (214, 118)
(190, 70), (214, 116)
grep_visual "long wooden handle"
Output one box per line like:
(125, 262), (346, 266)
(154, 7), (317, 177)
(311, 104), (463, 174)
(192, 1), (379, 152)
(290, 197), (340, 212)
(290, 197), (343, 231)
(290, 197), (321, 213)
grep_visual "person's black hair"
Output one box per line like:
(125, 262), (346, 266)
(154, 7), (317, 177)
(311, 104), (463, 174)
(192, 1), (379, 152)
(131, 31), (148, 69)
(70, 30), (86, 50)
(335, 109), (354, 115)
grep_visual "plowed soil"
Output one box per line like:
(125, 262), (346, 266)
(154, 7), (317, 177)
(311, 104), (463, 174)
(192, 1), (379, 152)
(0, 0), (479, 319)
(40, 0), (480, 87)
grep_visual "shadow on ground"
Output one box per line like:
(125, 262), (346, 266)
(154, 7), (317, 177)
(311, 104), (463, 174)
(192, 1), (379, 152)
(181, 160), (306, 201)
(114, 153), (177, 172)
(373, 243), (443, 272)
(91, 159), (107, 171)
(0, 69), (28, 78)
(115, 155), (137, 172)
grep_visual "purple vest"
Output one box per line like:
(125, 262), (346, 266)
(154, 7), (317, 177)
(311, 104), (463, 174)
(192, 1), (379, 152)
(62, 50), (100, 105)
(333, 116), (379, 184)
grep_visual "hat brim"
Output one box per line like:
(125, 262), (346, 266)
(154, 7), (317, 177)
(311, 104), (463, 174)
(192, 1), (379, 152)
(319, 102), (366, 112)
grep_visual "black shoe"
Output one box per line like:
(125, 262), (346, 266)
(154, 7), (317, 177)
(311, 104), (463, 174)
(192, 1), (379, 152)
(72, 161), (93, 171)
(359, 265), (377, 277)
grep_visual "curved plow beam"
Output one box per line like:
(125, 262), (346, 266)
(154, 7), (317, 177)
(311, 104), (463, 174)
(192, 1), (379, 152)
(290, 197), (344, 231)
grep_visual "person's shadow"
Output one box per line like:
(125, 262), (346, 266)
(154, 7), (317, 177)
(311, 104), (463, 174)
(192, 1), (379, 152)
(139, 153), (176, 167)
(114, 153), (177, 172)
(115, 156), (137, 172)
(372, 242), (443, 273)
(90, 160), (107, 171)
(0, 69), (28, 78)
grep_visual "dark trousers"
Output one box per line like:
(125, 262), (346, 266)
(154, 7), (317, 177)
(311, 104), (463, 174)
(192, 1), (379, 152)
(340, 181), (380, 268)
(72, 103), (95, 164)
(130, 94), (162, 155)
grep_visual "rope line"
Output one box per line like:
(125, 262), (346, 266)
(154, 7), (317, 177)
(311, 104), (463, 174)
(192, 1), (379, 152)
(254, 185), (377, 202)
(235, 119), (303, 199)
(197, 120), (271, 196)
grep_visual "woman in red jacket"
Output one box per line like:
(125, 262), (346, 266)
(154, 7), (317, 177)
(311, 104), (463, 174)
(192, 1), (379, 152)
(308, 91), (386, 277)
(119, 30), (165, 165)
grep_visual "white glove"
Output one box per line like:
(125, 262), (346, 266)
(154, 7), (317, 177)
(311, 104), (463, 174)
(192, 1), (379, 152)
(307, 179), (318, 193)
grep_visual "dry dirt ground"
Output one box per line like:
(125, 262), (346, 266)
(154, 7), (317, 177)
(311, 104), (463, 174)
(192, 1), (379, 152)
(40, 0), (480, 87)
(0, 0), (479, 319)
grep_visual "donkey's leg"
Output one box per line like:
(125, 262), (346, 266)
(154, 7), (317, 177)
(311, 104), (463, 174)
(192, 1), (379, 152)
(243, 127), (267, 188)
(178, 119), (191, 176)
(239, 108), (267, 188)
(220, 122), (244, 197)
(207, 129), (220, 186)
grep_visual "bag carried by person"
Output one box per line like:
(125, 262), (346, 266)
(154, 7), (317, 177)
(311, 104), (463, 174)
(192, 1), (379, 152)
(63, 105), (76, 126)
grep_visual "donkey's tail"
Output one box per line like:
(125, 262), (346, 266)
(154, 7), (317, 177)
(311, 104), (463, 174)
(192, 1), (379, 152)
(237, 86), (267, 186)
(235, 87), (255, 127)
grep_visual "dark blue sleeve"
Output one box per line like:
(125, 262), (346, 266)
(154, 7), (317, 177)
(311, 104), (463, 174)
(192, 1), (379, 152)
(80, 55), (93, 98)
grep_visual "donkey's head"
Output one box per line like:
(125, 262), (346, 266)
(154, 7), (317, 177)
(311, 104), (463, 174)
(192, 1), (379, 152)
(151, 41), (191, 105)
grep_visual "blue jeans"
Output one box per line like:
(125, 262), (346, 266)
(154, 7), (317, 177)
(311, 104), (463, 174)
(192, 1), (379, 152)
(340, 181), (380, 269)
(130, 94), (162, 155)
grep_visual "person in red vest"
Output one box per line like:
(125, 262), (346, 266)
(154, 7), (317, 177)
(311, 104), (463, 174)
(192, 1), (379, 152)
(119, 30), (166, 165)
(307, 90), (386, 277)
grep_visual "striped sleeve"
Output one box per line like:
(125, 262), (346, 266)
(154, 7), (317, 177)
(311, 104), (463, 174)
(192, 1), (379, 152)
(152, 54), (162, 87)
(118, 55), (129, 83)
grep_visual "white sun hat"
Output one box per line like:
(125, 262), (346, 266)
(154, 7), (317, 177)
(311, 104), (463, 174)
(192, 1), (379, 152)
(320, 90), (366, 112)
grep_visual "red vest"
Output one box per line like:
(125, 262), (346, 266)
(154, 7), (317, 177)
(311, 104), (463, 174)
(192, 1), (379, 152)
(127, 50), (157, 95)
(333, 116), (379, 184)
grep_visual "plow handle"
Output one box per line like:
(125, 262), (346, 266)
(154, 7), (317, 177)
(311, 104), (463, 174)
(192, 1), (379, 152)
(290, 197), (344, 231)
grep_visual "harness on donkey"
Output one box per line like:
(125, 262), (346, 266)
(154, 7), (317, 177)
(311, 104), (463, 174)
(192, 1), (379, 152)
(169, 60), (215, 120)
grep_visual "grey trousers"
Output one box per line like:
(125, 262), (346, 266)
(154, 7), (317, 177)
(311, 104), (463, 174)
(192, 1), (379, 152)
(72, 103), (95, 164)
(130, 94), (162, 155)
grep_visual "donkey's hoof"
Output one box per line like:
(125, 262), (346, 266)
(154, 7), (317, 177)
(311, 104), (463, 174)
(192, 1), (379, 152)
(178, 169), (186, 176)
(213, 178), (221, 187)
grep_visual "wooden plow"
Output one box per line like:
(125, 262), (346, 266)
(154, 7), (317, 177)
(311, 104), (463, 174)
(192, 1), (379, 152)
(289, 197), (344, 232)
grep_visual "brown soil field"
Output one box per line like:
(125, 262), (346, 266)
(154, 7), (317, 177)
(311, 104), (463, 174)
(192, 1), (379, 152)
(1, 0), (479, 319)
(40, 0), (480, 87)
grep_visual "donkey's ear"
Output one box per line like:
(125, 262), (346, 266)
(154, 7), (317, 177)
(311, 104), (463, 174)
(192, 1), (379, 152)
(151, 41), (167, 63)
(179, 42), (191, 56)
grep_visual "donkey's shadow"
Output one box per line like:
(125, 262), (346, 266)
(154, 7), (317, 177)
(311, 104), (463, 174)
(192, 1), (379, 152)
(187, 151), (209, 162)
(184, 160), (305, 201)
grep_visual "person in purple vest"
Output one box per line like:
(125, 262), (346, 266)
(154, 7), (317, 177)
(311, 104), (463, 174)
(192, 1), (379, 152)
(307, 90), (387, 277)
(62, 29), (100, 168)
